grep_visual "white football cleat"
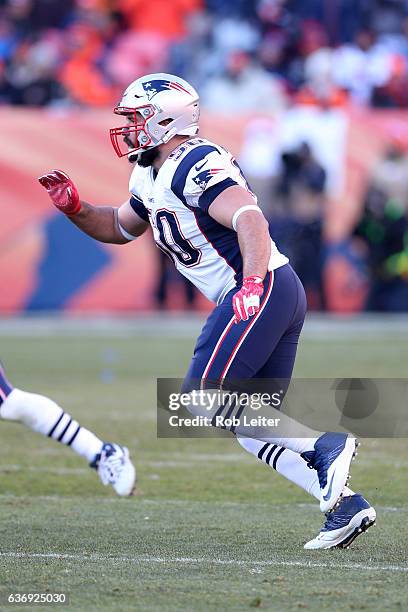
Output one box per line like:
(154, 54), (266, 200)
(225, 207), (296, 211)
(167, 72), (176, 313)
(304, 494), (376, 550)
(92, 442), (136, 496)
(302, 433), (358, 512)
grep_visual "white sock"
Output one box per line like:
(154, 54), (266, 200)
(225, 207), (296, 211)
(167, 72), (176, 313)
(237, 437), (354, 500)
(0, 388), (103, 463)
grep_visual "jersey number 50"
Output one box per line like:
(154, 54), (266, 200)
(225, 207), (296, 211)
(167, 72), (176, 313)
(156, 210), (201, 267)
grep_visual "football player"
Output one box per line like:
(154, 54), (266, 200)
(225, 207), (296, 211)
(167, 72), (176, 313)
(38, 73), (375, 548)
(0, 362), (135, 496)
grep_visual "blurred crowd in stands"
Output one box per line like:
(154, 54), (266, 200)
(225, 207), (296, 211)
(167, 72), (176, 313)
(1, 0), (407, 311)
(3, 0), (408, 109)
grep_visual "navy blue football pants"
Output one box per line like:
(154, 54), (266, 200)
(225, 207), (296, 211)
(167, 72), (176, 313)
(183, 264), (307, 392)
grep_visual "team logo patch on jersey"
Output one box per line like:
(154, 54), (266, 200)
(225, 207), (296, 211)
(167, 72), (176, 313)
(142, 79), (192, 100)
(192, 168), (223, 190)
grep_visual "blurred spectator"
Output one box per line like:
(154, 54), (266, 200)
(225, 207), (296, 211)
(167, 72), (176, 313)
(200, 49), (287, 114)
(169, 11), (216, 87)
(296, 46), (349, 108)
(239, 117), (279, 216)
(21, 0), (74, 32)
(106, 31), (170, 89)
(0, 29), (67, 105)
(256, 0), (303, 90)
(370, 135), (408, 203)
(353, 139), (408, 311)
(369, 0), (407, 37)
(60, 23), (116, 106)
(212, 17), (259, 55)
(332, 29), (392, 105)
(298, 18), (329, 57)
(371, 53), (408, 107)
(0, 15), (18, 60)
(117, 0), (202, 41)
(271, 142), (327, 309)
(205, 0), (256, 19)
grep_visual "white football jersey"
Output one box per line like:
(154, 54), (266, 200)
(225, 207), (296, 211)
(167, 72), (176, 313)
(128, 137), (288, 304)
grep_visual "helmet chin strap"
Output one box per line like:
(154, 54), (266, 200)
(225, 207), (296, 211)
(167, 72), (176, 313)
(128, 147), (160, 168)
(127, 150), (141, 164)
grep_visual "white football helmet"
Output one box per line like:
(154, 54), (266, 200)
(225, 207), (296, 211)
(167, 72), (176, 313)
(110, 72), (200, 158)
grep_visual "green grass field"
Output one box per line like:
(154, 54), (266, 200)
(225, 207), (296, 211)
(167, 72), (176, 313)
(0, 321), (407, 611)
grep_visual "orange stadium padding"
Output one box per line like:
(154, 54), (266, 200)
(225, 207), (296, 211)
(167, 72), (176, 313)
(0, 107), (406, 313)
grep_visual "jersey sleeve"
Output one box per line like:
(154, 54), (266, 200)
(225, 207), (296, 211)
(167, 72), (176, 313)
(129, 195), (149, 222)
(171, 146), (241, 213)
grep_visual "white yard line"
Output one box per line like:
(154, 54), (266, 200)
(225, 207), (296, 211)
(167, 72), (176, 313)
(0, 551), (407, 573)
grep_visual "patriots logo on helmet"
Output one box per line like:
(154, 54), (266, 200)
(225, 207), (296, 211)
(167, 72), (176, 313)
(142, 79), (192, 101)
(192, 168), (223, 190)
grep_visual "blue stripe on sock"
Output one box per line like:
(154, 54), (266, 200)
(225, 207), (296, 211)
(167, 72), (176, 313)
(0, 363), (13, 403)
(265, 445), (278, 465)
(48, 411), (64, 437)
(257, 443), (270, 460)
(272, 447), (286, 470)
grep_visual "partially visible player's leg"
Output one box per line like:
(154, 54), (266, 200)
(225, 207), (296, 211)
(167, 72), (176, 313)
(224, 266), (357, 512)
(1, 386), (103, 462)
(184, 265), (318, 449)
(231, 342), (374, 548)
(242, 281), (358, 513)
(240, 320), (331, 495)
(184, 265), (357, 512)
(0, 362), (135, 496)
(233, 286), (374, 548)
(236, 312), (324, 500)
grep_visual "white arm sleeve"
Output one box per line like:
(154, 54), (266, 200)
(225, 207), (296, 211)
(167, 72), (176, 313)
(118, 222), (138, 241)
(231, 205), (263, 231)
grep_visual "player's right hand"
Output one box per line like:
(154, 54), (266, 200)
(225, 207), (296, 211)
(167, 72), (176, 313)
(38, 170), (81, 216)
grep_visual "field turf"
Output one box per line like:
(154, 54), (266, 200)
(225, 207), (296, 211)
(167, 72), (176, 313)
(0, 321), (407, 611)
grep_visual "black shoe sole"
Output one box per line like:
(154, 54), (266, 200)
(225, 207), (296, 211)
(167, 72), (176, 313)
(336, 515), (376, 549)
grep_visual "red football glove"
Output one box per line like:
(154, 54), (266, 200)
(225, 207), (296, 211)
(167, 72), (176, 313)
(232, 275), (264, 324)
(38, 170), (81, 216)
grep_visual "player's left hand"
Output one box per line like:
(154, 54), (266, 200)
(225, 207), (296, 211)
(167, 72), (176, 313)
(232, 275), (264, 324)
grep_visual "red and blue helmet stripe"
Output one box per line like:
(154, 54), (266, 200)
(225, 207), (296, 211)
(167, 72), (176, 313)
(142, 79), (192, 100)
